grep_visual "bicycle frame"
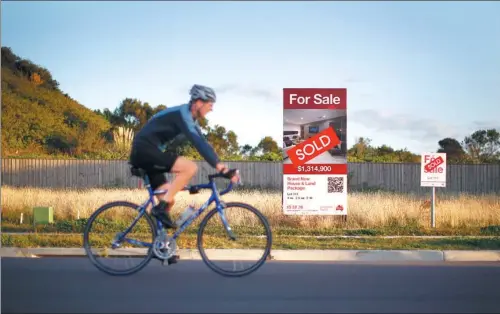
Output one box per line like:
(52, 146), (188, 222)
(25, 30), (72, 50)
(114, 174), (237, 249)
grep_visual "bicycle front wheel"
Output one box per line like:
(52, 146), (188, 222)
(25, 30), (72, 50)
(197, 202), (272, 277)
(83, 201), (157, 276)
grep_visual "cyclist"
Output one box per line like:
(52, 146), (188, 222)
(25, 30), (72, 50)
(129, 84), (240, 229)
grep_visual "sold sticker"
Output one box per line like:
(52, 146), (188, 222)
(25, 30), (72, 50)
(424, 156), (444, 173)
(286, 127), (340, 167)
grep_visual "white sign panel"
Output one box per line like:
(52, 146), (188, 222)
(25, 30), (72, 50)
(283, 174), (348, 215)
(420, 152), (447, 187)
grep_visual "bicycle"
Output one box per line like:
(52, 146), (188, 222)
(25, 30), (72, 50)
(83, 165), (273, 277)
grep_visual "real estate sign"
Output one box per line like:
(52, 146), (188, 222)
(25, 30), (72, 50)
(420, 152), (447, 187)
(282, 88), (348, 215)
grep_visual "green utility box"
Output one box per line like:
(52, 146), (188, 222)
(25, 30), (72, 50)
(33, 206), (54, 224)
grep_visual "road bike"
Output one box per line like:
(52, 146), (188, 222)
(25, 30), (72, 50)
(83, 165), (273, 277)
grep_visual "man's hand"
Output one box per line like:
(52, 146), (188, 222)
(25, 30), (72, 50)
(229, 171), (240, 184)
(216, 163), (227, 173)
(216, 163), (240, 184)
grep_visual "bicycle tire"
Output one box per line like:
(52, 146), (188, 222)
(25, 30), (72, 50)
(83, 201), (157, 276)
(197, 202), (272, 277)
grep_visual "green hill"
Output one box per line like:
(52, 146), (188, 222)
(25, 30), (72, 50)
(1, 47), (112, 158)
(0, 47), (283, 162)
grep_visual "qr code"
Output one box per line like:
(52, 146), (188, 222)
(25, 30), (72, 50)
(327, 176), (344, 193)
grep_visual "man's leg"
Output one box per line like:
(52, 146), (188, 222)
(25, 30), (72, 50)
(148, 172), (176, 228)
(163, 156), (198, 206)
(150, 156), (198, 228)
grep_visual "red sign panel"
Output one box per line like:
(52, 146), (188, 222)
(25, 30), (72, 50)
(283, 163), (347, 175)
(286, 127), (340, 167)
(283, 88), (347, 110)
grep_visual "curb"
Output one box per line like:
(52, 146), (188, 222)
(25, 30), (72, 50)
(1, 247), (500, 262)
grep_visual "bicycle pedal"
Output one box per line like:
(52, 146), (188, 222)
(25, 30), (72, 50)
(167, 255), (179, 265)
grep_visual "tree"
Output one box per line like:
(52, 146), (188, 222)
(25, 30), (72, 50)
(463, 128), (500, 163)
(240, 144), (254, 156)
(201, 124), (240, 158)
(346, 137), (420, 163)
(30, 72), (43, 85)
(94, 108), (123, 127)
(257, 136), (280, 154)
(113, 98), (155, 131)
(437, 137), (467, 163)
(348, 137), (373, 161)
(376, 144), (394, 156)
(1, 47), (60, 91)
(1, 47), (19, 71)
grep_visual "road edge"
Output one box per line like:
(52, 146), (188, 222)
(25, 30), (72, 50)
(1, 247), (500, 262)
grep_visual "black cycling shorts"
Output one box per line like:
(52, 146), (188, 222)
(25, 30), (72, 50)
(129, 140), (178, 191)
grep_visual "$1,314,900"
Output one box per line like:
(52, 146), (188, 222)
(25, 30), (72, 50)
(296, 165), (332, 173)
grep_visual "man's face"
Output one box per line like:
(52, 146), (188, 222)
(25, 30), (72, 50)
(195, 99), (213, 118)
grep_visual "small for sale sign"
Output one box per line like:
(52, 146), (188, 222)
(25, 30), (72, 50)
(420, 152), (447, 187)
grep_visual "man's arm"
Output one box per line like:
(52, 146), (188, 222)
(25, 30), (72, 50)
(193, 123), (204, 137)
(177, 108), (220, 168)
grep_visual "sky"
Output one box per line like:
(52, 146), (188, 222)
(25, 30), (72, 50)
(2, 1), (500, 153)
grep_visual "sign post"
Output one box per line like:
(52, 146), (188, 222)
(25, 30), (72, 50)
(420, 152), (447, 228)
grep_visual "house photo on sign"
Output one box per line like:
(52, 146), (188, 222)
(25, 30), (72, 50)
(282, 88), (348, 216)
(283, 109), (347, 165)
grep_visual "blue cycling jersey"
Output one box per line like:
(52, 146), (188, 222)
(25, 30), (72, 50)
(133, 103), (220, 168)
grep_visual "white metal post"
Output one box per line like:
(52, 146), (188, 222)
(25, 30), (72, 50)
(431, 186), (436, 228)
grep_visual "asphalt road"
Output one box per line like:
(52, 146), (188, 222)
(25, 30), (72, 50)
(2, 257), (500, 313)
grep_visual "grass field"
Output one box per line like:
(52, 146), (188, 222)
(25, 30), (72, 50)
(2, 185), (500, 235)
(3, 233), (500, 250)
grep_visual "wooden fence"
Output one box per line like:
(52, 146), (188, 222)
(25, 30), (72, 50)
(1, 158), (499, 195)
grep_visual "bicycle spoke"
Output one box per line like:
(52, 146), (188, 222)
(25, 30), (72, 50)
(197, 202), (272, 277)
(83, 201), (157, 276)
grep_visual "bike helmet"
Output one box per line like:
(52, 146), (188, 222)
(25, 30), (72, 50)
(189, 84), (217, 103)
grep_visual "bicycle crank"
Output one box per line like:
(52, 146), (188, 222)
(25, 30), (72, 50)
(152, 232), (177, 260)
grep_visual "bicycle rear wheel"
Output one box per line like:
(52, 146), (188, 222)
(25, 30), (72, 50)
(197, 202), (272, 277)
(83, 201), (157, 276)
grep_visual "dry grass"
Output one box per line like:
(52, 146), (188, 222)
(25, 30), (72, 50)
(5, 233), (500, 250)
(2, 185), (499, 230)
